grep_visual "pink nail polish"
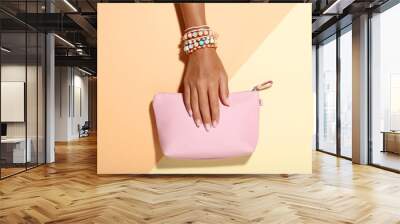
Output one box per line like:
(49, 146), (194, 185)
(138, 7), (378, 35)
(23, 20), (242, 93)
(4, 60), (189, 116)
(205, 123), (211, 132)
(188, 109), (193, 117)
(212, 120), (218, 128)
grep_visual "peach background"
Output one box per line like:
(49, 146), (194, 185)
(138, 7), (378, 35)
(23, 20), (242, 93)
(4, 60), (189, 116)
(97, 3), (312, 174)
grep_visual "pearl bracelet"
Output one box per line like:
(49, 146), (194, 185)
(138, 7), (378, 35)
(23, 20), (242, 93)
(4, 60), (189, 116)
(183, 43), (217, 54)
(182, 28), (215, 41)
(183, 35), (217, 54)
(182, 27), (218, 55)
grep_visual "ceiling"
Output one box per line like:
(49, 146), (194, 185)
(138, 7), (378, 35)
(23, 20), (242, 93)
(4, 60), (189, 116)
(0, 0), (394, 74)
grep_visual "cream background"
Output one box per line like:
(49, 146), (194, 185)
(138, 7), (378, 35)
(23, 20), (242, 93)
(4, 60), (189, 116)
(98, 3), (312, 174)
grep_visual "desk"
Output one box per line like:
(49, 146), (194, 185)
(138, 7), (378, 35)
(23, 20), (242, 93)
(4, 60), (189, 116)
(382, 131), (400, 154)
(1, 138), (31, 163)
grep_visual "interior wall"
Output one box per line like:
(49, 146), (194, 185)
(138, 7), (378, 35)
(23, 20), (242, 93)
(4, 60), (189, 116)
(55, 67), (89, 141)
(1, 64), (38, 139)
(55, 66), (70, 141)
(1, 63), (45, 167)
(71, 72), (89, 138)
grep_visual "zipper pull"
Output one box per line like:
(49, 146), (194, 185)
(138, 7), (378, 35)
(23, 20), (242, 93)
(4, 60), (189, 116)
(252, 80), (273, 91)
(252, 80), (272, 106)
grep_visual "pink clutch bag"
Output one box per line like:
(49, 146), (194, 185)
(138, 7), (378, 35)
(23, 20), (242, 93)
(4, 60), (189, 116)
(152, 81), (272, 160)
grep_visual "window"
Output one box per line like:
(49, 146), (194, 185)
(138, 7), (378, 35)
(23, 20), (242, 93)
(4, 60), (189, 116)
(390, 74), (400, 130)
(371, 3), (400, 171)
(317, 35), (337, 154)
(339, 27), (352, 158)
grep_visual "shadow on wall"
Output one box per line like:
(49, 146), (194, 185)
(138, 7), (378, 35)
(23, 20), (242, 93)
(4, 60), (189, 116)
(149, 104), (163, 163)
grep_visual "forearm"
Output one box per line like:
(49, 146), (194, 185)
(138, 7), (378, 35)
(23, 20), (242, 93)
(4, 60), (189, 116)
(179, 3), (229, 129)
(179, 3), (206, 29)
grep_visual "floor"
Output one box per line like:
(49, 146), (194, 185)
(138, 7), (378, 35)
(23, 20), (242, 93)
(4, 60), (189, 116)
(1, 163), (43, 178)
(0, 167), (25, 178)
(0, 135), (400, 223)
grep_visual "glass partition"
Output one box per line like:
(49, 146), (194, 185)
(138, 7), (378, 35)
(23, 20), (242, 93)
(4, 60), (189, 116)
(26, 0), (44, 169)
(0, 2), (46, 179)
(0, 31), (28, 177)
(27, 30), (38, 169)
(38, 32), (45, 165)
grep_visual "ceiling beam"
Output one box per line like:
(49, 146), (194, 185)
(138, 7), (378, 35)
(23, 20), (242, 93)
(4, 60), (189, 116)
(55, 55), (96, 70)
(67, 13), (97, 46)
(322, 0), (356, 14)
(312, 15), (335, 33)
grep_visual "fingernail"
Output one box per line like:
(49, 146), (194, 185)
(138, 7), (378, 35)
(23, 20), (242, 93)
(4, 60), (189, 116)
(195, 120), (201, 127)
(204, 123), (211, 132)
(212, 120), (218, 128)
(188, 109), (192, 117)
(226, 98), (231, 106)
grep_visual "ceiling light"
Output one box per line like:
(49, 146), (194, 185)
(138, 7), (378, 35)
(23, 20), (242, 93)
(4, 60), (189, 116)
(1, 47), (11, 53)
(63, 0), (78, 12)
(78, 67), (94, 76)
(54, 34), (75, 48)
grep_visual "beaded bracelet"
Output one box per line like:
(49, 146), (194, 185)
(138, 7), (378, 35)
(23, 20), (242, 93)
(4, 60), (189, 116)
(182, 28), (215, 41)
(183, 35), (216, 46)
(182, 26), (218, 55)
(184, 43), (217, 54)
(183, 35), (217, 54)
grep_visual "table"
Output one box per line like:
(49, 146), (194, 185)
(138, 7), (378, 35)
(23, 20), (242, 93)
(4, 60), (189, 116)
(381, 131), (400, 154)
(1, 138), (31, 164)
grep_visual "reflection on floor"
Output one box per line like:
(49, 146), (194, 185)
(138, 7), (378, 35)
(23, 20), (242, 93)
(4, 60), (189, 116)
(0, 135), (400, 223)
(0, 167), (25, 178)
(373, 150), (400, 171)
(0, 162), (42, 178)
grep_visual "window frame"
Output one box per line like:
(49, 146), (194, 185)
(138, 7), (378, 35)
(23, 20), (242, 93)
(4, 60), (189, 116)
(315, 24), (353, 160)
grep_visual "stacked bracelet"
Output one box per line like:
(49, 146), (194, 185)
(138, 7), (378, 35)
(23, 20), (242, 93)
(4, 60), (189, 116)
(182, 28), (214, 40)
(183, 25), (209, 33)
(181, 26), (218, 55)
(183, 35), (217, 54)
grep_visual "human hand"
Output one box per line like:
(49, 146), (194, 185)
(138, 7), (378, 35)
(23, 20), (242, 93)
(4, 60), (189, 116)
(183, 48), (230, 131)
